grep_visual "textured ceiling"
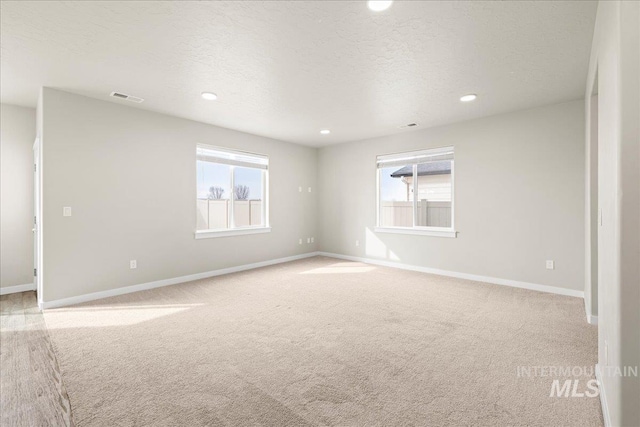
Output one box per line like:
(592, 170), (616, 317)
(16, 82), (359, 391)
(1, 1), (597, 146)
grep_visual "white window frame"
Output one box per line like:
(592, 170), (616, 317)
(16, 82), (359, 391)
(375, 146), (457, 238)
(195, 144), (270, 239)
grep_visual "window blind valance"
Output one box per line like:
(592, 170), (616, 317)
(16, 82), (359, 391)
(376, 146), (454, 168)
(197, 145), (268, 170)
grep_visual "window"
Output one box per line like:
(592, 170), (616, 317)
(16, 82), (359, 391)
(196, 145), (269, 238)
(376, 146), (455, 237)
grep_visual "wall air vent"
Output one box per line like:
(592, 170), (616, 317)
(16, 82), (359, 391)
(110, 92), (144, 103)
(399, 123), (419, 129)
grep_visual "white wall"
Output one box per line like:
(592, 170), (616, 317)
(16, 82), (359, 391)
(318, 100), (585, 293)
(1, 104), (36, 289)
(40, 88), (317, 302)
(585, 2), (640, 426)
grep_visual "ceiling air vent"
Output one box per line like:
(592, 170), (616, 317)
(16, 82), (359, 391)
(399, 123), (419, 129)
(110, 92), (144, 103)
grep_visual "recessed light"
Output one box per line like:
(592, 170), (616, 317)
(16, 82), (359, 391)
(201, 92), (218, 101)
(368, 1), (393, 12)
(320, 129), (331, 135)
(460, 94), (477, 102)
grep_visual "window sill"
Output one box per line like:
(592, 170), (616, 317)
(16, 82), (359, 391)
(195, 227), (271, 239)
(374, 227), (457, 238)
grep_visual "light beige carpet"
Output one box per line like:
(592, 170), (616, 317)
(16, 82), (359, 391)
(44, 256), (602, 426)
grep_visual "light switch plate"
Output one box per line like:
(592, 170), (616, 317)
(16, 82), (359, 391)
(546, 260), (555, 270)
(599, 208), (603, 226)
(63, 207), (72, 217)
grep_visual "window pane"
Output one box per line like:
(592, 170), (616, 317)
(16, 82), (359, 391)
(416, 160), (452, 227)
(196, 161), (230, 230)
(379, 164), (414, 227)
(233, 167), (264, 227)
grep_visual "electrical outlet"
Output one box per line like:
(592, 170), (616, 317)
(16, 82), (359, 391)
(299, 238), (302, 245)
(130, 260), (137, 269)
(63, 207), (72, 217)
(546, 260), (554, 270)
(355, 240), (359, 247)
(307, 237), (311, 244)
(311, 237), (314, 243)
(308, 187), (312, 193)
(298, 186), (302, 193)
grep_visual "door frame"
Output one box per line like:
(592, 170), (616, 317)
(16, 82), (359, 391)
(584, 68), (599, 326)
(33, 137), (43, 310)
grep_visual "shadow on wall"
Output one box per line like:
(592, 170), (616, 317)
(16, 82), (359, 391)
(361, 227), (479, 276)
(365, 228), (401, 261)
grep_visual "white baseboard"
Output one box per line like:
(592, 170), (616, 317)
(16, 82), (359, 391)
(584, 297), (598, 324)
(0, 282), (36, 296)
(43, 252), (319, 309)
(317, 252), (584, 298)
(595, 364), (611, 427)
(42, 250), (584, 308)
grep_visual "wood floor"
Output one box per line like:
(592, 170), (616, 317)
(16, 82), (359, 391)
(0, 292), (72, 426)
